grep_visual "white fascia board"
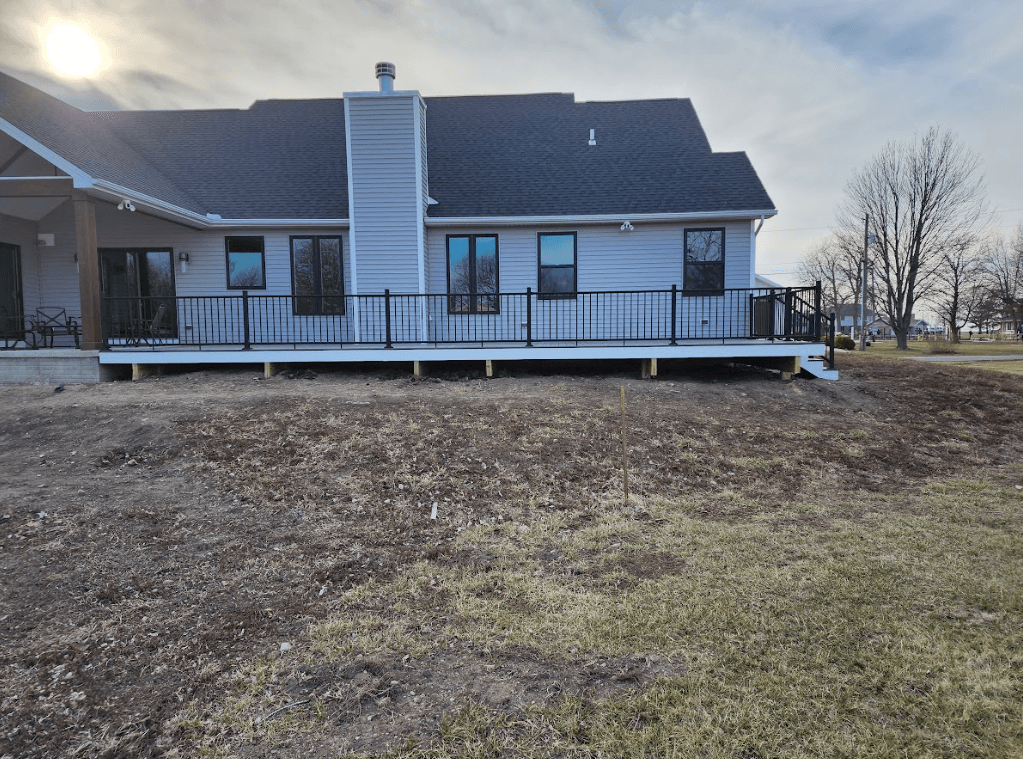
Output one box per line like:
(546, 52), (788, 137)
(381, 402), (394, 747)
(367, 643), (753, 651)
(425, 209), (779, 227)
(90, 180), (210, 228)
(0, 117), (93, 187)
(205, 219), (349, 228)
(93, 180), (349, 229)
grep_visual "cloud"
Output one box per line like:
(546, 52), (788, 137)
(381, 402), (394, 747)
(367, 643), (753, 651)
(1, 0), (1021, 282)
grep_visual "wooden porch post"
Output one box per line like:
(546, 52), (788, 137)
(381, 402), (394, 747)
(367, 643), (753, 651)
(73, 192), (102, 350)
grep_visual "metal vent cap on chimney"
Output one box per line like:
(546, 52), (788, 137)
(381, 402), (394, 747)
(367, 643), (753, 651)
(375, 62), (396, 92)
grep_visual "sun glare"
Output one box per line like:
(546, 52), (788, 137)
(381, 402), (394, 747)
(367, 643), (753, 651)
(47, 24), (101, 77)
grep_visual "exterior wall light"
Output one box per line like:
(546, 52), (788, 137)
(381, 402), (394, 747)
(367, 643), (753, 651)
(178, 251), (189, 274)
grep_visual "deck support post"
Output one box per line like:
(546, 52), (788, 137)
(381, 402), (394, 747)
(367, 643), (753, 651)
(132, 363), (159, 381)
(73, 192), (102, 350)
(641, 358), (657, 379)
(265, 362), (287, 379)
(413, 360), (426, 379)
(485, 359), (493, 378)
(780, 356), (801, 381)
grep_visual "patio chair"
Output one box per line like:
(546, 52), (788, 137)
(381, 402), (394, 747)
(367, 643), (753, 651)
(32, 308), (81, 348)
(127, 303), (168, 346)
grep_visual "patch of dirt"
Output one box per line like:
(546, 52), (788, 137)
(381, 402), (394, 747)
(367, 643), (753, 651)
(0, 355), (1021, 758)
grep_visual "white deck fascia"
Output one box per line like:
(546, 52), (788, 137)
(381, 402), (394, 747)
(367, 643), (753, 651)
(98, 341), (828, 365)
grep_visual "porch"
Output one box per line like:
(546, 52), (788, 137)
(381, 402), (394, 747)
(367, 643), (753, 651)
(1, 285), (837, 382)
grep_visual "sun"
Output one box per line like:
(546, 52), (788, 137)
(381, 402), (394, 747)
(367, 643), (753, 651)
(47, 24), (101, 77)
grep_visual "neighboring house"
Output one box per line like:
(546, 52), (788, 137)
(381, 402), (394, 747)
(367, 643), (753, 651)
(994, 305), (1022, 337)
(834, 304), (879, 336)
(0, 63), (836, 381)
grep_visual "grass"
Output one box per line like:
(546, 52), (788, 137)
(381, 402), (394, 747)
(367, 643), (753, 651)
(175, 376), (1023, 758)
(864, 339), (1023, 358)
(952, 361), (1023, 378)
(217, 476), (1023, 758)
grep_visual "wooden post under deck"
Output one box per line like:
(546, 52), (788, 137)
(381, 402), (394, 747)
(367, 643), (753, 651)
(73, 192), (102, 350)
(780, 356), (801, 381)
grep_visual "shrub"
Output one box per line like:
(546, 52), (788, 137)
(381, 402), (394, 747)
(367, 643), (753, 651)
(828, 334), (856, 350)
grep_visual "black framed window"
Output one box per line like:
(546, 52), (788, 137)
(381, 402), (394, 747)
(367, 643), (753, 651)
(291, 236), (345, 315)
(447, 235), (499, 314)
(684, 228), (725, 294)
(225, 236), (266, 289)
(538, 232), (577, 299)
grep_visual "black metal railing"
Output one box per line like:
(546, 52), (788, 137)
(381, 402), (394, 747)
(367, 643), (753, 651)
(101, 284), (826, 351)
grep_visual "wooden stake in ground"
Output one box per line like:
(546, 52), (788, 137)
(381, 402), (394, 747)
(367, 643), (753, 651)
(620, 385), (629, 504)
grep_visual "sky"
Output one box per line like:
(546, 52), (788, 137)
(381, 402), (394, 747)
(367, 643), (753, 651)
(2, 0), (1022, 285)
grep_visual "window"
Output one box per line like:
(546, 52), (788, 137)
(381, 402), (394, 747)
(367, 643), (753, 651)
(100, 248), (177, 338)
(538, 232), (576, 299)
(447, 235), (499, 313)
(225, 237), (266, 289)
(684, 228), (725, 293)
(291, 236), (344, 315)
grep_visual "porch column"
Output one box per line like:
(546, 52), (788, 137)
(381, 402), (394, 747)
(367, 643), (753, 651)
(73, 191), (102, 350)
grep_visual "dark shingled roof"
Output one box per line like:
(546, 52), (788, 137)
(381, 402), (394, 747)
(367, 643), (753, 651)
(423, 94), (774, 217)
(0, 70), (205, 213)
(0, 70), (774, 220)
(94, 99), (348, 219)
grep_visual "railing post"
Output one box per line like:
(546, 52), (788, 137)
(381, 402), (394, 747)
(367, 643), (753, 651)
(242, 290), (251, 350)
(526, 287), (533, 347)
(99, 295), (109, 350)
(670, 284), (678, 345)
(783, 289), (793, 337)
(828, 312), (836, 369)
(814, 280), (822, 341)
(384, 289), (393, 349)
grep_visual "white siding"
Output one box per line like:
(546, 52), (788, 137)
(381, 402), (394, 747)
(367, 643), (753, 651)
(423, 220), (756, 342)
(345, 94), (425, 296)
(34, 201), (353, 345)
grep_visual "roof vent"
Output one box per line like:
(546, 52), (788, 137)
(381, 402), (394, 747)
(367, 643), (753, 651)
(375, 62), (396, 93)
(588, 128), (596, 146)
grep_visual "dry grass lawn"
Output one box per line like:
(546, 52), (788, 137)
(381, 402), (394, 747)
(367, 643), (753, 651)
(1, 355), (1021, 758)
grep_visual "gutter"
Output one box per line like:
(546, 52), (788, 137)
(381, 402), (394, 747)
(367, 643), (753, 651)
(90, 180), (349, 229)
(425, 209), (778, 227)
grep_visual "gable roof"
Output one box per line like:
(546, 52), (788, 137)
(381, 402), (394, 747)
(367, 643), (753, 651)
(0, 70), (775, 223)
(0, 70), (204, 213)
(425, 94), (773, 218)
(94, 99), (348, 220)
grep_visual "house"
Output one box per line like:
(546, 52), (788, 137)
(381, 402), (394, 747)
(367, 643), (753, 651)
(0, 63), (836, 382)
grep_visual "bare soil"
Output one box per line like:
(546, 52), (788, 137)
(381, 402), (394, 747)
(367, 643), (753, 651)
(1, 356), (1021, 758)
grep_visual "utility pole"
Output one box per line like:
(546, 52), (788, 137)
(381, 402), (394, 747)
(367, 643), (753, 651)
(859, 214), (869, 351)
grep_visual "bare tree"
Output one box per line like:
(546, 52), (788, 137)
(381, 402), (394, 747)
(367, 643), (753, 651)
(838, 127), (987, 349)
(797, 235), (860, 317)
(983, 225), (1023, 334)
(931, 239), (985, 341)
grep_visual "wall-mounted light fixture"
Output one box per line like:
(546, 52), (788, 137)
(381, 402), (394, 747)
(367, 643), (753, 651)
(117, 199), (136, 212)
(74, 252), (79, 273)
(36, 233), (55, 247)
(619, 221), (634, 232)
(178, 251), (189, 274)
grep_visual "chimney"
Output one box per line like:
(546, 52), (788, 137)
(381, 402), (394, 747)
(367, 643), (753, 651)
(375, 62), (396, 93)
